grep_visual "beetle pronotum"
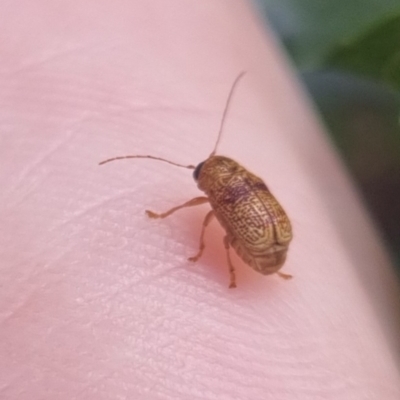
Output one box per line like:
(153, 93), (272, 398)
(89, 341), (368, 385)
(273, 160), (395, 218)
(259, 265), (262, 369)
(100, 72), (293, 288)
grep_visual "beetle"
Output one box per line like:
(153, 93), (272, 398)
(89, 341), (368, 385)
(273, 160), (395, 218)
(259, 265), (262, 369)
(99, 72), (293, 288)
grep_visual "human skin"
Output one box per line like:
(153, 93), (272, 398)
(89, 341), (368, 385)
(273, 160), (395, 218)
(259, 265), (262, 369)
(1, 1), (400, 399)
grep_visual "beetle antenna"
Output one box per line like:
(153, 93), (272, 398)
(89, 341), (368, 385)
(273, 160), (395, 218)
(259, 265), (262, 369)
(99, 155), (195, 169)
(210, 71), (246, 157)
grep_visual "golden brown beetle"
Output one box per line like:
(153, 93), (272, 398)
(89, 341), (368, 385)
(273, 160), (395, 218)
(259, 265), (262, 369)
(100, 72), (293, 288)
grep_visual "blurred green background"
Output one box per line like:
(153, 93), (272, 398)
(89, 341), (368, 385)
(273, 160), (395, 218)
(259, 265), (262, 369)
(254, 0), (400, 268)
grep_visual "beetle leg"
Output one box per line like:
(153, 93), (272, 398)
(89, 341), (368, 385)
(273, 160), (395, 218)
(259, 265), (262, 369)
(188, 210), (215, 262)
(146, 196), (209, 219)
(277, 271), (293, 280)
(223, 236), (237, 289)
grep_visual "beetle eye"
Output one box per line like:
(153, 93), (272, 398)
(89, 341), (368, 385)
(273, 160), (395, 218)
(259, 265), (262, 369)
(193, 161), (204, 181)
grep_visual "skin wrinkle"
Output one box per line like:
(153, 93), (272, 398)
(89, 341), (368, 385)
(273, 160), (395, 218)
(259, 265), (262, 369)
(0, 253), (70, 323)
(176, 342), (268, 384)
(3, 172), (46, 210)
(135, 348), (240, 400)
(161, 355), (310, 400)
(135, 306), (328, 390)
(71, 369), (132, 400)
(4, 121), (81, 201)
(195, 299), (282, 338)
(1, 274), (70, 331)
(38, 361), (113, 398)
(102, 104), (207, 121)
(185, 330), (297, 373)
(132, 281), (290, 343)
(182, 278), (285, 327)
(50, 190), (142, 230)
(78, 264), (186, 311)
(0, 289), (38, 325)
(0, 42), (107, 77)
(91, 81), (237, 140)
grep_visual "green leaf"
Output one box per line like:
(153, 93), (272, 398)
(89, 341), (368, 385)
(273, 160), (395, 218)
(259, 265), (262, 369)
(256, 0), (400, 69)
(325, 14), (400, 90)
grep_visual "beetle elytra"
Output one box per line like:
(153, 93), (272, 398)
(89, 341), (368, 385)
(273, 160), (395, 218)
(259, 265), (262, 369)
(99, 72), (293, 288)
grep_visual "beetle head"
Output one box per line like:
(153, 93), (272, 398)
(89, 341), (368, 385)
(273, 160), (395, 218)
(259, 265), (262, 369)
(193, 161), (205, 181)
(193, 156), (241, 192)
